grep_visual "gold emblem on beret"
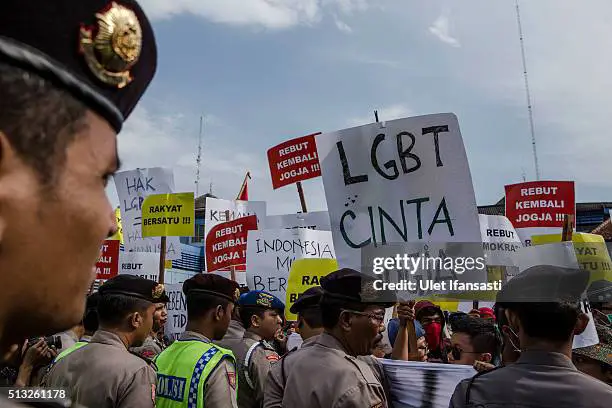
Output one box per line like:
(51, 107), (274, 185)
(234, 288), (241, 302)
(152, 284), (165, 299)
(79, 2), (143, 88)
(256, 293), (273, 308)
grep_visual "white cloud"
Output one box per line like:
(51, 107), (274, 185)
(333, 15), (353, 33)
(347, 104), (414, 127)
(429, 13), (460, 47)
(139, 0), (374, 29)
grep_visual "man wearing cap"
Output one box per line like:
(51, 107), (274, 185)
(0, 0), (156, 406)
(232, 290), (284, 408)
(131, 294), (169, 362)
(269, 268), (396, 408)
(573, 324), (612, 385)
(43, 275), (166, 408)
(214, 286), (249, 351)
(154, 273), (240, 408)
(449, 265), (612, 408)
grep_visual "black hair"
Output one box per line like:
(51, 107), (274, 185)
(97, 294), (152, 326)
(0, 63), (87, 185)
(300, 307), (323, 329)
(186, 293), (231, 320)
(82, 309), (99, 334)
(451, 316), (501, 356)
(497, 301), (581, 343)
(240, 306), (269, 329)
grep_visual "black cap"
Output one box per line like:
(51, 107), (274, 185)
(99, 275), (169, 303)
(496, 265), (589, 303)
(320, 268), (396, 306)
(183, 273), (240, 303)
(0, 0), (157, 132)
(289, 286), (323, 315)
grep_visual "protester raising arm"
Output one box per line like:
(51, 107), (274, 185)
(391, 301), (422, 361)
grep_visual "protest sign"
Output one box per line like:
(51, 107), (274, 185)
(532, 232), (612, 284)
(114, 168), (181, 260)
(284, 258), (338, 321)
(141, 192), (195, 238)
(119, 251), (160, 282)
(204, 198), (267, 271)
(96, 240), (120, 280)
(163, 283), (187, 341)
(516, 243), (599, 348)
(267, 133), (321, 189)
(265, 211), (331, 231)
(206, 215), (258, 272)
(315, 113), (481, 270)
(479, 214), (522, 267)
(380, 359), (476, 408)
(109, 207), (123, 243)
(246, 229), (335, 301)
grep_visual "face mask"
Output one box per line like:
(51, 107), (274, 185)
(424, 322), (442, 351)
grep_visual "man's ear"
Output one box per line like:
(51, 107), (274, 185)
(213, 305), (224, 321)
(338, 311), (353, 332)
(573, 312), (589, 336)
(251, 313), (260, 328)
(479, 353), (492, 363)
(130, 312), (143, 329)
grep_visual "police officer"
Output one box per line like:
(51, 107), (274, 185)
(43, 275), (167, 408)
(449, 265), (612, 408)
(155, 273), (240, 408)
(232, 290), (284, 408)
(268, 268), (395, 408)
(131, 294), (169, 361)
(0, 0), (156, 405)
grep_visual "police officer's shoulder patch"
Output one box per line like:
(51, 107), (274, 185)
(227, 371), (236, 389)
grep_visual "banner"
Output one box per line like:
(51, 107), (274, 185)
(505, 181), (575, 245)
(264, 211), (331, 231)
(246, 229), (335, 301)
(163, 283), (187, 341)
(141, 192), (195, 238)
(114, 167), (181, 260)
(96, 240), (120, 280)
(315, 113), (481, 269)
(119, 252), (161, 282)
(109, 207), (123, 243)
(284, 258), (338, 321)
(479, 214), (522, 267)
(206, 215), (258, 272)
(531, 232), (612, 284)
(204, 197), (267, 271)
(267, 133), (321, 189)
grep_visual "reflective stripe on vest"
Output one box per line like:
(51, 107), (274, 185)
(53, 341), (89, 364)
(155, 340), (236, 408)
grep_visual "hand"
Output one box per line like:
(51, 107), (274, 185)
(22, 339), (56, 368)
(275, 328), (288, 352)
(396, 301), (416, 326)
(473, 360), (495, 373)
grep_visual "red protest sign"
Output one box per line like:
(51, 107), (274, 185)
(96, 240), (120, 280)
(206, 215), (258, 272)
(505, 181), (575, 229)
(267, 133), (322, 189)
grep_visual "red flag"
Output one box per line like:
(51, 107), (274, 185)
(236, 172), (251, 201)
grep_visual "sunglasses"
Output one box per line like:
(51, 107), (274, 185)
(450, 345), (482, 361)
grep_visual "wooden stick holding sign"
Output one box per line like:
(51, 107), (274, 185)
(224, 210), (237, 282)
(159, 236), (166, 284)
(561, 214), (574, 242)
(296, 182), (308, 213)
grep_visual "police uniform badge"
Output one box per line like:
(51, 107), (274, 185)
(79, 2), (143, 88)
(234, 288), (241, 302)
(227, 371), (236, 390)
(152, 284), (165, 299)
(256, 292), (273, 308)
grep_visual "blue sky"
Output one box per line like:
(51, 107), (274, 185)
(109, 0), (612, 214)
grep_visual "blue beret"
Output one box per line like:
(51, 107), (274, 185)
(0, 0), (156, 132)
(99, 275), (168, 303)
(239, 290), (285, 311)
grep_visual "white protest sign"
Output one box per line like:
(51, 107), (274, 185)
(516, 243), (599, 349)
(164, 283), (187, 341)
(246, 229), (335, 301)
(204, 198), (267, 271)
(380, 359), (476, 408)
(479, 215), (522, 267)
(119, 252), (160, 282)
(316, 113), (481, 270)
(517, 226), (561, 247)
(114, 168), (181, 260)
(211, 270), (247, 286)
(264, 211), (331, 231)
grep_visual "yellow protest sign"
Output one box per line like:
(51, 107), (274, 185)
(142, 193), (195, 238)
(165, 260), (173, 269)
(285, 258), (338, 321)
(109, 207), (124, 243)
(532, 232), (612, 284)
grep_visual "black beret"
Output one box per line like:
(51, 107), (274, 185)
(0, 0), (156, 132)
(183, 273), (240, 303)
(99, 275), (169, 303)
(496, 265), (589, 303)
(289, 286), (323, 315)
(320, 268), (396, 306)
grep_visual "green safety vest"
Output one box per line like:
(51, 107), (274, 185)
(53, 341), (89, 363)
(155, 340), (236, 408)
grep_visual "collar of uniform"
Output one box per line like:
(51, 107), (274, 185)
(230, 319), (245, 331)
(80, 335), (93, 342)
(179, 331), (211, 343)
(515, 350), (576, 369)
(91, 330), (130, 350)
(315, 332), (351, 354)
(302, 334), (320, 346)
(244, 330), (264, 342)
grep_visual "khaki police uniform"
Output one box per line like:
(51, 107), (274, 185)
(43, 330), (157, 408)
(130, 333), (165, 361)
(215, 319), (246, 351)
